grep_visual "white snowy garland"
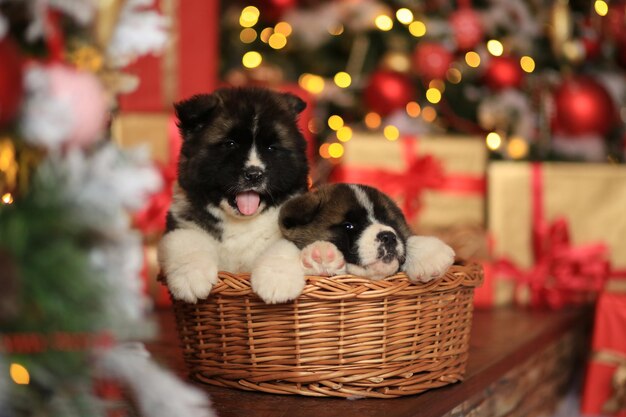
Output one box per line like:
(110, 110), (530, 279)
(97, 343), (216, 417)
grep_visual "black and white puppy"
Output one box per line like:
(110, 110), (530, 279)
(158, 87), (310, 303)
(251, 183), (455, 304)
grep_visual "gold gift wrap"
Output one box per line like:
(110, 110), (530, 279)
(488, 161), (626, 270)
(338, 132), (487, 229)
(111, 113), (173, 163)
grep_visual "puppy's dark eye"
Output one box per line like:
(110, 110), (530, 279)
(267, 144), (279, 152)
(342, 222), (354, 231)
(222, 139), (237, 148)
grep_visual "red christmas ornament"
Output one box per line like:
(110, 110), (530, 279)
(553, 76), (617, 137)
(364, 70), (413, 116)
(412, 42), (453, 82)
(0, 38), (24, 127)
(449, 9), (483, 51)
(483, 56), (524, 91)
(616, 41), (626, 69)
(604, 2), (626, 43)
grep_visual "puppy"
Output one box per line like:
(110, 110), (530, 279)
(251, 183), (455, 304)
(158, 87), (310, 303)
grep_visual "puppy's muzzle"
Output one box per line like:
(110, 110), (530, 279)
(243, 167), (264, 186)
(376, 231), (400, 264)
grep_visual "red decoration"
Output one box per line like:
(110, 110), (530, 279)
(581, 289), (626, 417)
(483, 56), (524, 91)
(449, 9), (483, 51)
(259, 0), (297, 21)
(617, 41), (626, 69)
(604, 2), (626, 43)
(0, 38), (24, 127)
(363, 70), (413, 116)
(553, 76), (617, 137)
(412, 42), (453, 82)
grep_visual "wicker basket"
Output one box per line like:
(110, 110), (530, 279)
(167, 261), (483, 398)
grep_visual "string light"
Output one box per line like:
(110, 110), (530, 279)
(10, 363), (29, 385)
(406, 101), (421, 117)
(375, 15), (393, 31)
(333, 72), (352, 88)
(1, 193), (13, 204)
(240, 28), (257, 44)
(242, 51), (262, 68)
(328, 115), (344, 130)
(364, 112), (381, 129)
(319, 143), (331, 159)
(239, 6), (260, 28)
(396, 8), (414, 24)
(260, 28), (273, 43)
(268, 33), (287, 49)
(274, 22), (292, 36)
(383, 125), (400, 141)
(520, 56), (535, 73)
(426, 88), (442, 104)
(428, 79), (445, 92)
(298, 73), (325, 94)
(487, 40), (504, 56)
(465, 51), (481, 67)
(327, 23), (344, 36)
(446, 67), (462, 84)
(308, 119), (320, 134)
(507, 137), (529, 159)
(328, 143), (344, 158)
(336, 126), (353, 142)
(422, 106), (437, 122)
(594, 0), (609, 16)
(486, 132), (503, 150)
(408, 20), (426, 37)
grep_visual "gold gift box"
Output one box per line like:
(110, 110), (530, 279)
(111, 112), (173, 164)
(337, 131), (487, 230)
(488, 161), (626, 270)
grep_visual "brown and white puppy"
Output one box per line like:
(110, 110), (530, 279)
(250, 183), (455, 304)
(158, 87), (310, 303)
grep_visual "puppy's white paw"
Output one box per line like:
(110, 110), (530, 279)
(402, 236), (455, 283)
(301, 241), (346, 276)
(165, 257), (218, 303)
(251, 240), (306, 304)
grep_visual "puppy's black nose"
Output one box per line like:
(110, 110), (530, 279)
(244, 167), (264, 182)
(377, 231), (397, 247)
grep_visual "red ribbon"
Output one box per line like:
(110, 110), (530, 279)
(494, 163), (611, 309)
(332, 136), (485, 220)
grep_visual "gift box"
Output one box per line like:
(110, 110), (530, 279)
(118, 0), (219, 111)
(486, 162), (626, 308)
(581, 280), (626, 417)
(332, 132), (487, 230)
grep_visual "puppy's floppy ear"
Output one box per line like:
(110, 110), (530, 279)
(280, 191), (321, 232)
(281, 92), (307, 115)
(174, 93), (220, 136)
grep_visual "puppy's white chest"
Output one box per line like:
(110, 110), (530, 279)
(218, 208), (282, 272)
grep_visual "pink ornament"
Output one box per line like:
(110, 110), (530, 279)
(412, 42), (453, 82)
(47, 65), (108, 148)
(449, 9), (483, 51)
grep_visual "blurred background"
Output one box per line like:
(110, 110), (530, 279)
(1, 1), (626, 416)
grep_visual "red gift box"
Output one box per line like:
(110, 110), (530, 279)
(581, 281), (626, 416)
(118, 0), (219, 111)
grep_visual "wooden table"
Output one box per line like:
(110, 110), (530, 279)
(147, 306), (591, 417)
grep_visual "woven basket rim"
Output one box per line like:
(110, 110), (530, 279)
(163, 261), (483, 302)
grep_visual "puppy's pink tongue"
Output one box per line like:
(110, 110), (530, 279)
(236, 191), (260, 216)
